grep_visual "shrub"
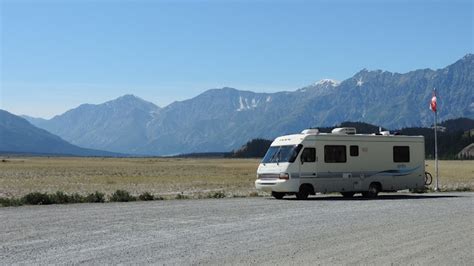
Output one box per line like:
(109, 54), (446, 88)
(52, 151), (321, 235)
(138, 192), (154, 201)
(86, 191), (105, 203)
(50, 191), (71, 204)
(207, 191), (226, 199)
(0, 197), (24, 207)
(70, 193), (86, 203)
(22, 192), (52, 205)
(110, 190), (136, 202)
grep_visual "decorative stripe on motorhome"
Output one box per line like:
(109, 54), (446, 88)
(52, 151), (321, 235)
(292, 166), (421, 179)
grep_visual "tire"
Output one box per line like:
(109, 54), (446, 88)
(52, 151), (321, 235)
(272, 191), (285, 199)
(296, 186), (310, 200)
(364, 183), (380, 198)
(341, 192), (355, 198)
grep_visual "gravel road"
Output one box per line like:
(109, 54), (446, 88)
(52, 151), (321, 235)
(1, 192), (473, 264)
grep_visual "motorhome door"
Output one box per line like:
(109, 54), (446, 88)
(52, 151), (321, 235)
(299, 147), (317, 179)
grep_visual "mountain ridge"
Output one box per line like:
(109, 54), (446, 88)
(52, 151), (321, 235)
(0, 110), (123, 156)
(23, 54), (474, 155)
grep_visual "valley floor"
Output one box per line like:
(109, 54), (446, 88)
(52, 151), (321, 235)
(0, 157), (472, 198)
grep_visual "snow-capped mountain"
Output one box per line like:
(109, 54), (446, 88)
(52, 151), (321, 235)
(25, 54), (474, 155)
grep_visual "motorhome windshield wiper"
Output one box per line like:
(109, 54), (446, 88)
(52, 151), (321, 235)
(275, 149), (281, 165)
(269, 148), (280, 164)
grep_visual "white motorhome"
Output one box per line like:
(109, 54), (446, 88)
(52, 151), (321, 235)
(255, 128), (426, 199)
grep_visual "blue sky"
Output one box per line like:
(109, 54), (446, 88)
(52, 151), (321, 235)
(1, 0), (472, 118)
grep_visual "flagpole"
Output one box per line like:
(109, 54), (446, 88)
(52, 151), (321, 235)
(434, 90), (439, 191)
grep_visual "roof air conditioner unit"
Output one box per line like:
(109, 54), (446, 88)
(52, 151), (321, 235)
(301, 129), (319, 135)
(331, 127), (357, 135)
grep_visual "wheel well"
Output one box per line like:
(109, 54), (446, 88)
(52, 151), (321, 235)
(370, 182), (382, 191)
(299, 183), (315, 195)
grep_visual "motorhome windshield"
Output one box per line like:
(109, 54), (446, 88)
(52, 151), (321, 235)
(262, 145), (302, 164)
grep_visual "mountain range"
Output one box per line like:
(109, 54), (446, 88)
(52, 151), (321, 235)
(0, 110), (121, 156)
(21, 54), (474, 155)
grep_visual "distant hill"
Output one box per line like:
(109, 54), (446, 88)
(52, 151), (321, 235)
(399, 118), (474, 159)
(230, 139), (273, 158)
(318, 121), (388, 134)
(0, 110), (122, 156)
(24, 95), (160, 154)
(438, 117), (474, 132)
(25, 54), (473, 155)
(230, 119), (474, 159)
(172, 152), (231, 158)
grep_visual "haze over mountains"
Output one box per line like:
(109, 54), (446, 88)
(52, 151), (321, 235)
(21, 54), (474, 155)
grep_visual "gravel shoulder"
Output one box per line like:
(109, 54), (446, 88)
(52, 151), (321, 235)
(1, 192), (473, 264)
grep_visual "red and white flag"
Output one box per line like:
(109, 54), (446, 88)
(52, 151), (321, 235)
(430, 90), (437, 112)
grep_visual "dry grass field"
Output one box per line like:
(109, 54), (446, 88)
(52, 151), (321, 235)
(0, 157), (472, 198)
(425, 160), (474, 191)
(0, 157), (261, 198)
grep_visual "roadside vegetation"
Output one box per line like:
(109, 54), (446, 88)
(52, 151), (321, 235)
(0, 189), (261, 207)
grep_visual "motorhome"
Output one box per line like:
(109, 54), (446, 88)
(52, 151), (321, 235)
(255, 128), (426, 199)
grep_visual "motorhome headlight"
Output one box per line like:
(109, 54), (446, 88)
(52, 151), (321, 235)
(279, 173), (290, 180)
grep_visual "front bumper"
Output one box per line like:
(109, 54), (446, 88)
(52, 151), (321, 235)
(255, 179), (299, 192)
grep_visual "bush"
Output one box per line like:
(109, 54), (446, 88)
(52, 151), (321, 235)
(22, 192), (52, 205)
(50, 191), (71, 204)
(138, 192), (154, 201)
(0, 197), (24, 207)
(70, 193), (86, 203)
(86, 191), (105, 203)
(207, 191), (226, 199)
(110, 190), (136, 202)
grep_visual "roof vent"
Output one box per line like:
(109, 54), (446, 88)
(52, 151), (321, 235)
(331, 127), (357, 135)
(301, 129), (319, 135)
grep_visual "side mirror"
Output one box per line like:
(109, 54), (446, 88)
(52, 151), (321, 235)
(300, 156), (304, 164)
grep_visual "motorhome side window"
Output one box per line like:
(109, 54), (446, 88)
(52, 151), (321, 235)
(301, 148), (316, 162)
(350, 145), (359, 156)
(324, 145), (347, 163)
(393, 146), (410, 162)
